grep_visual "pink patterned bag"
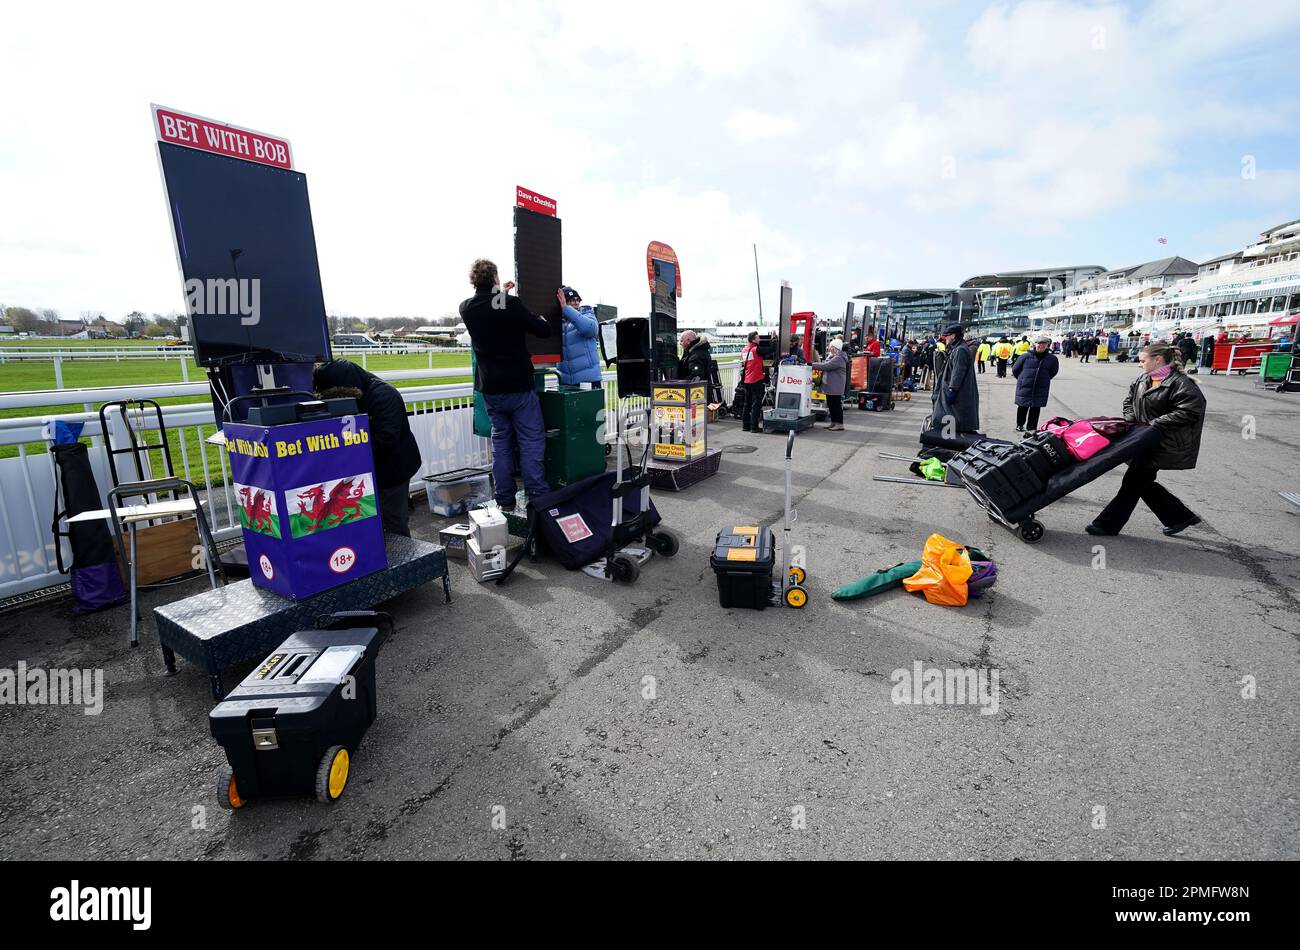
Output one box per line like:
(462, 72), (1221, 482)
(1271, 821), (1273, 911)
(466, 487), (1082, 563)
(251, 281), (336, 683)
(1058, 420), (1110, 460)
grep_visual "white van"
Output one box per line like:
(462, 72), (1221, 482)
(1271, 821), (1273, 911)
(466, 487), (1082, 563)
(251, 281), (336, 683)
(333, 333), (381, 348)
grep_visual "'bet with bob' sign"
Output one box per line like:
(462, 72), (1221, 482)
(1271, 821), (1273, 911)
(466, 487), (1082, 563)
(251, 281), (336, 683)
(151, 103), (294, 170)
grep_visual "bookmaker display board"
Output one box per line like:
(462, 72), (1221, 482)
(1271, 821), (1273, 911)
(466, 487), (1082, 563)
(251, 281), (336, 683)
(514, 186), (563, 365)
(651, 383), (707, 461)
(153, 104), (331, 369)
(223, 414), (387, 600)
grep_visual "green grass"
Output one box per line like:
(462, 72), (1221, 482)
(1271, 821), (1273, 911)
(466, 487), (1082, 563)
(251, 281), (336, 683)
(0, 337), (169, 348)
(0, 353), (474, 477)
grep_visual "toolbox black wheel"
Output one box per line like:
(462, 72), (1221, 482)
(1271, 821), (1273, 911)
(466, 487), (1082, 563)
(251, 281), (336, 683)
(218, 768), (246, 811)
(610, 554), (640, 584)
(1018, 520), (1045, 544)
(784, 585), (809, 609)
(315, 746), (350, 804)
(648, 529), (680, 557)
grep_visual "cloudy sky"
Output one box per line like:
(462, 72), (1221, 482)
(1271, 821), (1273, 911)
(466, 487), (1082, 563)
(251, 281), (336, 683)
(3, 0), (1299, 326)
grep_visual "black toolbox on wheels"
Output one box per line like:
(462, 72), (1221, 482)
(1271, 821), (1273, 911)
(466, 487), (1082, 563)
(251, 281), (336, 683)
(711, 526), (776, 609)
(209, 611), (390, 809)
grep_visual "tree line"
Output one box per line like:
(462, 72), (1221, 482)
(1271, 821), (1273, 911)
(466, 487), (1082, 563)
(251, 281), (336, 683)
(1, 306), (462, 338)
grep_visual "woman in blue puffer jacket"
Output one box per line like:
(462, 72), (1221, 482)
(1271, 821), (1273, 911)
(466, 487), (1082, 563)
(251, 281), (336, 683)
(556, 286), (602, 385)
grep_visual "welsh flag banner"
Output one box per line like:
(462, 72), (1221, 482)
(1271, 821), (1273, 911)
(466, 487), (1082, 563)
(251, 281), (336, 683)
(234, 482), (282, 539)
(286, 472), (377, 539)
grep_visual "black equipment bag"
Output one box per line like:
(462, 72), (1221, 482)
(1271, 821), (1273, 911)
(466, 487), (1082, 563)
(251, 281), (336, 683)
(949, 440), (1045, 511)
(1019, 430), (1072, 476)
(868, 357), (895, 394)
(500, 471), (662, 579)
(51, 442), (127, 613)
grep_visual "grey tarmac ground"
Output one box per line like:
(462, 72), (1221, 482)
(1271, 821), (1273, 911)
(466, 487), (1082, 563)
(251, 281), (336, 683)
(2, 356), (1298, 860)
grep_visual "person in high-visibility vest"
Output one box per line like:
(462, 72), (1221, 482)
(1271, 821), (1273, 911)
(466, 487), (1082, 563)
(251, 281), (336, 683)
(993, 338), (1014, 378)
(1013, 335), (1031, 358)
(975, 339), (991, 374)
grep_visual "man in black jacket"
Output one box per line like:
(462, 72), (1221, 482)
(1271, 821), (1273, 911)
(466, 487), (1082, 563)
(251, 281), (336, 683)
(314, 359), (422, 537)
(459, 258), (553, 509)
(675, 330), (715, 402)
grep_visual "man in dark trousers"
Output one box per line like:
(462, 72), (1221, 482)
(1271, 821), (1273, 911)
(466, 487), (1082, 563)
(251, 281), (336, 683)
(314, 359), (422, 537)
(459, 258), (553, 510)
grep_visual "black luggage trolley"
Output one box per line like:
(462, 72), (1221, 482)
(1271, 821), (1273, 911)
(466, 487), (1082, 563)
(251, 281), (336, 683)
(951, 426), (1164, 544)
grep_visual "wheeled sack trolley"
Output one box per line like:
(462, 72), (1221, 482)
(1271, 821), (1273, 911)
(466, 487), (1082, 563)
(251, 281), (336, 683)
(950, 426), (1163, 544)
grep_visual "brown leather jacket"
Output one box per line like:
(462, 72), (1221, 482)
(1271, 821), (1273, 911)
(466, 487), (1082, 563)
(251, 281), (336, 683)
(1123, 368), (1205, 470)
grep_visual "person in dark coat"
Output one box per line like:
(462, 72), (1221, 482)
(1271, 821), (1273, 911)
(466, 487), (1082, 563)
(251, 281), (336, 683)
(314, 359), (422, 537)
(902, 341), (919, 381)
(1011, 335), (1059, 432)
(1177, 332), (1198, 373)
(1087, 342), (1205, 537)
(675, 330), (716, 404)
(931, 324), (979, 433)
(1201, 333), (1215, 368)
(459, 258), (552, 509)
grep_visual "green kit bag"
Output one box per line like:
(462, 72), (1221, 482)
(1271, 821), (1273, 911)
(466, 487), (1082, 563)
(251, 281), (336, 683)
(832, 560), (924, 601)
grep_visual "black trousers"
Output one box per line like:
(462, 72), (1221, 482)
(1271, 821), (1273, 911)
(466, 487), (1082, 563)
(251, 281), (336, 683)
(743, 380), (766, 431)
(996, 358), (1008, 377)
(977, 360), (986, 374)
(1016, 405), (1041, 430)
(378, 482), (412, 537)
(1093, 464), (1195, 532)
(827, 394), (843, 424)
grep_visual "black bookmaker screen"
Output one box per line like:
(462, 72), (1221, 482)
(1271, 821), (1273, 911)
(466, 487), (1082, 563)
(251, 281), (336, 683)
(158, 142), (331, 366)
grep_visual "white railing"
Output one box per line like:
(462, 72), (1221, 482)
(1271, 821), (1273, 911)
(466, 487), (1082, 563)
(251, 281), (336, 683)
(0, 345), (468, 389)
(0, 361), (739, 601)
(0, 343), (455, 360)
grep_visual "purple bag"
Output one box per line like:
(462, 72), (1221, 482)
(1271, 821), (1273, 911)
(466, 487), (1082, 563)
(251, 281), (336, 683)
(967, 559), (998, 599)
(1082, 416), (1136, 438)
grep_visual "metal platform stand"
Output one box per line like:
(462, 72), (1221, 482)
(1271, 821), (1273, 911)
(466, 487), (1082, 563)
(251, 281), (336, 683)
(647, 448), (722, 491)
(153, 534), (450, 698)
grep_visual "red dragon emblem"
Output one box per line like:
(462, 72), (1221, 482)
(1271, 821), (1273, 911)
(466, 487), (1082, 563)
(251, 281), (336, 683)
(236, 486), (276, 534)
(296, 478), (365, 532)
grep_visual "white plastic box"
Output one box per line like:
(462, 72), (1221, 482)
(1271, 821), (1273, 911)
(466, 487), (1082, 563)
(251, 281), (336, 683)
(424, 469), (492, 517)
(469, 506), (509, 551)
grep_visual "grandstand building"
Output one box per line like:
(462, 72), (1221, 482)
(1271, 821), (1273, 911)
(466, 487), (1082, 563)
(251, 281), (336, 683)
(1153, 219), (1300, 335)
(850, 288), (979, 337)
(960, 266), (1105, 333)
(1033, 257), (1198, 331)
(1034, 219), (1300, 338)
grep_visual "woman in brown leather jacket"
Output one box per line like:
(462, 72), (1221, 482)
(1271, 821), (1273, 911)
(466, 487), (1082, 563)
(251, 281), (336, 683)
(1087, 342), (1205, 537)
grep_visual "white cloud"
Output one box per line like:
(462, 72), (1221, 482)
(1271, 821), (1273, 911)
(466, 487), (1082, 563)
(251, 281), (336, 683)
(1, 0), (1298, 324)
(726, 110), (798, 144)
